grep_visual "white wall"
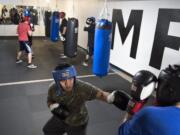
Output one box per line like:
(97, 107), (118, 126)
(0, 3), (3, 15)
(58, 0), (180, 76)
(0, 0), (56, 7)
(108, 1), (180, 76)
(58, 0), (104, 49)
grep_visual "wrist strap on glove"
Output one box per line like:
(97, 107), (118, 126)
(127, 99), (147, 115)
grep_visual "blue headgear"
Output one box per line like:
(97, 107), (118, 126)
(24, 8), (30, 17)
(52, 66), (77, 96)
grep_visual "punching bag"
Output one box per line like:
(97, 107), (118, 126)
(45, 11), (52, 37)
(50, 11), (60, 42)
(24, 9), (30, 17)
(93, 19), (112, 77)
(64, 18), (78, 57)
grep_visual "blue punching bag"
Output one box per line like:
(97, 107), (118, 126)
(24, 8), (30, 17)
(50, 11), (60, 42)
(93, 19), (112, 77)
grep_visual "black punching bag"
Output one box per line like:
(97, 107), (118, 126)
(65, 18), (78, 57)
(45, 11), (51, 37)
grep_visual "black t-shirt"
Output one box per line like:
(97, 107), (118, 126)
(60, 18), (67, 36)
(84, 24), (95, 47)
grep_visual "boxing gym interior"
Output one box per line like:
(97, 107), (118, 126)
(0, 0), (179, 135)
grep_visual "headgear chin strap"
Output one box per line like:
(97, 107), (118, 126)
(52, 66), (77, 96)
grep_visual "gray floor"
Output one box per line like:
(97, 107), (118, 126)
(0, 38), (131, 135)
(0, 38), (95, 83)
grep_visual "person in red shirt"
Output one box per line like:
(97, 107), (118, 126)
(16, 17), (37, 69)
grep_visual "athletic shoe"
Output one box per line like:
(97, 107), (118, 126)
(16, 59), (23, 64)
(60, 55), (67, 58)
(27, 64), (37, 69)
(82, 62), (88, 67)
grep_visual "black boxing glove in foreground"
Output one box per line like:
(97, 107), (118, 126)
(131, 70), (157, 101)
(107, 90), (131, 110)
(127, 70), (157, 115)
(50, 103), (70, 120)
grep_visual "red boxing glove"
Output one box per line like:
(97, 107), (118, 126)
(127, 99), (147, 115)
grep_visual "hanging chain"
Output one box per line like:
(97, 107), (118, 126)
(73, 0), (75, 17)
(56, 0), (57, 9)
(99, 0), (109, 20)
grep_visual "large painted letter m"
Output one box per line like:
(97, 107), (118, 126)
(111, 9), (143, 58)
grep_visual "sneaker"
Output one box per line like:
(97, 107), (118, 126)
(16, 59), (23, 64)
(82, 62), (88, 67)
(60, 55), (67, 58)
(27, 64), (37, 69)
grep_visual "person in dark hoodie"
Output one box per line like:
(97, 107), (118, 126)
(82, 17), (96, 66)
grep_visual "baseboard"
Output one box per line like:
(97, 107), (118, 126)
(110, 63), (133, 77)
(77, 45), (87, 52)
